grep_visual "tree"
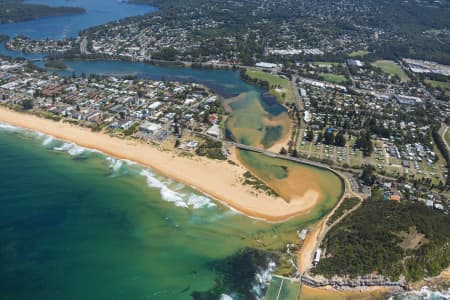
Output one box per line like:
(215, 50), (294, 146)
(355, 131), (373, 156)
(334, 131), (346, 147)
(21, 99), (34, 110)
(324, 131), (334, 145)
(317, 131), (324, 144)
(360, 165), (376, 186)
(279, 147), (288, 155)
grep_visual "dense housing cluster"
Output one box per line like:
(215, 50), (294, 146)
(0, 58), (223, 147)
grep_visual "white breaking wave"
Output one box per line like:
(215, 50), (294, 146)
(0, 121), (218, 210)
(106, 157), (123, 172)
(53, 142), (85, 156)
(187, 194), (216, 209)
(251, 260), (277, 300)
(0, 122), (19, 131)
(220, 294), (234, 300)
(42, 136), (54, 146)
(391, 286), (450, 300)
(140, 169), (216, 209)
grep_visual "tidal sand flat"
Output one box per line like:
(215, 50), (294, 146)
(237, 150), (344, 221)
(0, 108), (325, 222)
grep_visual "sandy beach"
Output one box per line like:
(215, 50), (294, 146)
(0, 107), (325, 222)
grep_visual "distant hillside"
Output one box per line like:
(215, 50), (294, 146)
(82, 0), (450, 64)
(0, 0), (85, 24)
(313, 189), (450, 282)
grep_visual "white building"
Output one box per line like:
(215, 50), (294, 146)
(255, 62), (280, 69)
(139, 121), (161, 134)
(207, 124), (221, 138)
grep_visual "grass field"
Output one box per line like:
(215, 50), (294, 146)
(265, 276), (300, 300)
(445, 128), (450, 148)
(245, 70), (294, 104)
(319, 73), (347, 84)
(265, 276), (283, 300)
(425, 79), (450, 98)
(348, 50), (369, 57)
(371, 60), (409, 82)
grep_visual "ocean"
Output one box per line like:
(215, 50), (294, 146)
(0, 1), (448, 299)
(0, 123), (291, 299)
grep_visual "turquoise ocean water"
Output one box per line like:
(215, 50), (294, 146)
(0, 1), (448, 298)
(0, 123), (289, 299)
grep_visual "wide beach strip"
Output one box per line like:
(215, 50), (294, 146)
(0, 107), (335, 222)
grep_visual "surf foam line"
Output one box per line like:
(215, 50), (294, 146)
(139, 169), (217, 209)
(0, 120), (221, 210)
(53, 142), (86, 156)
(0, 120), (272, 218)
(390, 286), (450, 300)
(251, 260), (277, 300)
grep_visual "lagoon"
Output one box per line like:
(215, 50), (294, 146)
(0, 1), (346, 298)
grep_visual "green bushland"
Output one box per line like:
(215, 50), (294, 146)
(195, 138), (227, 160)
(314, 189), (450, 282)
(242, 171), (279, 197)
(326, 197), (360, 226)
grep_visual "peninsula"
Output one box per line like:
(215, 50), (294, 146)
(0, 0), (85, 24)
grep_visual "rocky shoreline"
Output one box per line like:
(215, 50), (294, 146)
(301, 273), (408, 292)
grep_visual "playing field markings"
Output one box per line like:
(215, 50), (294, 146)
(276, 278), (285, 300)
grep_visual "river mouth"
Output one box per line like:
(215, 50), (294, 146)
(0, 41), (344, 221)
(237, 150), (344, 217)
(0, 3), (346, 298)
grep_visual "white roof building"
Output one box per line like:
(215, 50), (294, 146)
(207, 124), (221, 138)
(255, 62), (279, 69)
